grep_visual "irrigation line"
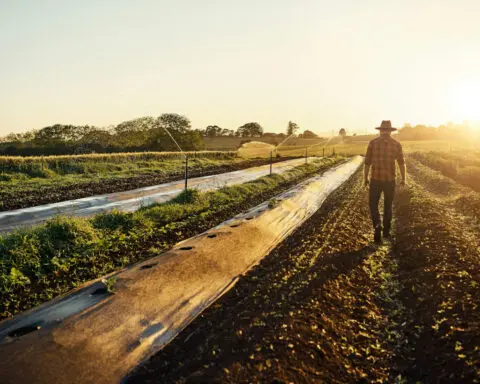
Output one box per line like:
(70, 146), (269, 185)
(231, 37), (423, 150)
(306, 135), (336, 156)
(162, 127), (190, 198)
(162, 127), (184, 154)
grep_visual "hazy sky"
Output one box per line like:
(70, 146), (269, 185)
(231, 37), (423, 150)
(1, 0), (480, 136)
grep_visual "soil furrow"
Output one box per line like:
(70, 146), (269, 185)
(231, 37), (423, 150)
(391, 178), (480, 382)
(405, 157), (480, 246)
(127, 171), (403, 383)
(127, 164), (480, 383)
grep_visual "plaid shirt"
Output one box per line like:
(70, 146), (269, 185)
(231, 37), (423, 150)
(365, 136), (405, 181)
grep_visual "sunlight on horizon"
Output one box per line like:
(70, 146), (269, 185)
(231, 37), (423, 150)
(451, 80), (480, 124)
(1, 1), (480, 135)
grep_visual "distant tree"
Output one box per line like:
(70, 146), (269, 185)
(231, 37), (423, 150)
(33, 124), (93, 146)
(302, 130), (318, 138)
(222, 128), (235, 137)
(79, 128), (113, 150)
(287, 121), (299, 136)
(114, 117), (157, 148)
(157, 113), (191, 134)
(339, 128), (347, 137)
(205, 125), (223, 137)
(237, 122), (263, 137)
(148, 114), (203, 151)
(397, 124), (431, 140)
(4, 133), (25, 143)
(22, 130), (36, 142)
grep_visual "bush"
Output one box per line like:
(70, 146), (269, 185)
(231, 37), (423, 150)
(91, 210), (138, 232)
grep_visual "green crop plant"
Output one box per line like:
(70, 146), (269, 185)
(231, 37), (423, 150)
(0, 156), (343, 319)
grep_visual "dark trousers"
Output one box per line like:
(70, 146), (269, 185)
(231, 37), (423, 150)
(369, 179), (395, 232)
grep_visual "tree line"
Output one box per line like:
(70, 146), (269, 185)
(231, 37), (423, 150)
(396, 122), (473, 141)
(2, 115), (468, 157)
(0, 114), (200, 156)
(0, 115), (321, 156)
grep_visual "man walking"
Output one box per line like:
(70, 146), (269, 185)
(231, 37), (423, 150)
(364, 120), (406, 243)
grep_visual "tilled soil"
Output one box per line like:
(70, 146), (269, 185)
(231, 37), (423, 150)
(127, 163), (480, 383)
(127, 171), (402, 383)
(0, 158), (294, 212)
(391, 160), (480, 382)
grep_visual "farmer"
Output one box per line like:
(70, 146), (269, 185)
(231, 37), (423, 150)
(364, 120), (406, 243)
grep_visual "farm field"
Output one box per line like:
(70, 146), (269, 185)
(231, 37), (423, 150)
(0, 157), (343, 320)
(4, 3), (480, 383)
(1, 148), (479, 383)
(235, 139), (477, 159)
(1, 140), (475, 213)
(411, 150), (480, 192)
(203, 136), (325, 151)
(0, 157), (314, 234)
(128, 152), (480, 383)
(315, 139), (477, 157)
(0, 151), (300, 211)
(205, 136), (476, 156)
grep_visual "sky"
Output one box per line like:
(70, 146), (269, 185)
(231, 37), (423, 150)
(1, 0), (480, 136)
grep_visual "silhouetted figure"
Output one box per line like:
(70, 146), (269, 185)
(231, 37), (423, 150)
(364, 120), (406, 243)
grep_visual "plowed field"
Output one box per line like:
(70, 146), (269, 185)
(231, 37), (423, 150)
(127, 158), (480, 383)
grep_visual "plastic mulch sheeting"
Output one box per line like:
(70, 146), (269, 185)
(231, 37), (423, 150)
(0, 156), (363, 384)
(0, 158), (310, 234)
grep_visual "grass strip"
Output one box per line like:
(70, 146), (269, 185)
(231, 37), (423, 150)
(0, 156), (343, 320)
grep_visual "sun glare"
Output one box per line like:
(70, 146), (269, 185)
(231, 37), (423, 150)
(451, 80), (480, 123)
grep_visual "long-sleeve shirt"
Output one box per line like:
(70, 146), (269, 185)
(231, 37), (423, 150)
(365, 136), (404, 181)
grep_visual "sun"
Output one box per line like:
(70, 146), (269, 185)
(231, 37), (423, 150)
(451, 80), (480, 122)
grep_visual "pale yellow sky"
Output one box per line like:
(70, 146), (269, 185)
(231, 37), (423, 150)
(1, 0), (479, 136)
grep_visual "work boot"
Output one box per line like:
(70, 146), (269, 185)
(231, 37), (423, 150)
(374, 226), (382, 244)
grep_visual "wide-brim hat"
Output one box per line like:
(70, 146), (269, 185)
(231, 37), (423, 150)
(375, 120), (397, 131)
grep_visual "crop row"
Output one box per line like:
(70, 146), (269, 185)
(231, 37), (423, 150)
(393, 181), (480, 381)
(0, 150), (236, 176)
(410, 151), (480, 192)
(0, 157), (342, 320)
